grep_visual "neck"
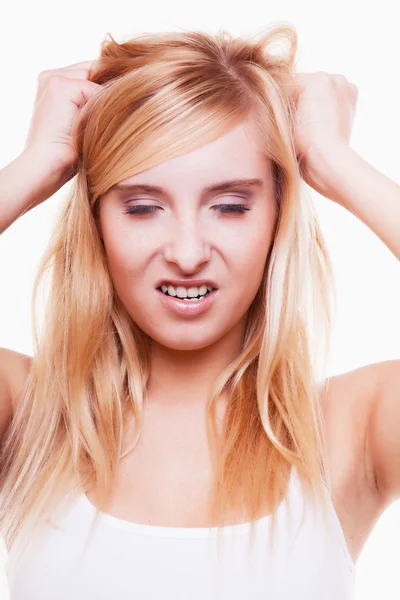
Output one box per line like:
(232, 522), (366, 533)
(146, 316), (247, 409)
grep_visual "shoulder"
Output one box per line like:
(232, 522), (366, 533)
(322, 360), (400, 506)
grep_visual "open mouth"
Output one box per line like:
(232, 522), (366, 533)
(156, 286), (213, 301)
(155, 286), (218, 316)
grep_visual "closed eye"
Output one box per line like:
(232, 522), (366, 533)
(122, 204), (252, 215)
(123, 205), (160, 215)
(213, 204), (251, 214)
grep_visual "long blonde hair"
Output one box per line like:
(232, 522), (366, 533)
(0, 22), (337, 570)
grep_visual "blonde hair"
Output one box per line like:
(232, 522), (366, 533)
(0, 22), (337, 572)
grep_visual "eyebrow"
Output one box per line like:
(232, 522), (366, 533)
(109, 178), (264, 197)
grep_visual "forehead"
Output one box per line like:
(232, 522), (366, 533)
(112, 119), (272, 193)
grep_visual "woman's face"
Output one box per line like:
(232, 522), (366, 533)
(99, 117), (277, 351)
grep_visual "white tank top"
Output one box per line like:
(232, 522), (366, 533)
(6, 467), (356, 599)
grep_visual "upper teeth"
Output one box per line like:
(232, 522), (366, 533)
(160, 284), (212, 298)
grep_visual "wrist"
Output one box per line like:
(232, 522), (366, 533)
(305, 142), (356, 206)
(20, 146), (75, 182)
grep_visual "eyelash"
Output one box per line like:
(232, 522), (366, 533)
(122, 203), (252, 215)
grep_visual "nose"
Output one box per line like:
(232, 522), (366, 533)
(163, 212), (211, 272)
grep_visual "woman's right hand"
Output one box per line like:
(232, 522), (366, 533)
(0, 61), (102, 234)
(23, 60), (102, 180)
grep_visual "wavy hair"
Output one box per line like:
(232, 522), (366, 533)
(0, 22), (337, 574)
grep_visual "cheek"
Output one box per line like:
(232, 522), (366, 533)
(236, 243), (268, 290)
(101, 219), (149, 277)
(234, 219), (274, 272)
(101, 237), (146, 313)
(231, 221), (275, 299)
(100, 205), (140, 266)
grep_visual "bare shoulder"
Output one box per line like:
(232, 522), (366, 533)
(321, 361), (400, 489)
(326, 360), (400, 502)
(0, 347), (33, 416)
(320, 361), (400, 561)
(364, 360), (400, 506)
(320, 363), (378, 491)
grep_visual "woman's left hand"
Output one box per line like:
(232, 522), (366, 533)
(292, 71), (359, 197)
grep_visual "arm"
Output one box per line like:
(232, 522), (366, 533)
(308, 142), (400, 505)
(306, 142), (400, 260)
(368, 360), (400, 505)
(0, 149), (71, 235)
(0, 150), (66, 435)
(293, 73), (400, 506)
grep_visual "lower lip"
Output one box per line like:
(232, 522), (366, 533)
(156, 288), (218, 316)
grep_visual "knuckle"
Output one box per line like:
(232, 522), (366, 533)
(313, 71), (333, 88)
(350, 82), (359, 95)
(315, 70), (331, 81)
(332, 74), (349, 86)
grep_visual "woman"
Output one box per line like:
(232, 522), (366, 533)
(0, 23), (399, 599)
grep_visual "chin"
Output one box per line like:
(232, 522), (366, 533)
(147, 329), (223, 352)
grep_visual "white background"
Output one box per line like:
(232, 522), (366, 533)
(0, 0), (399, 598)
